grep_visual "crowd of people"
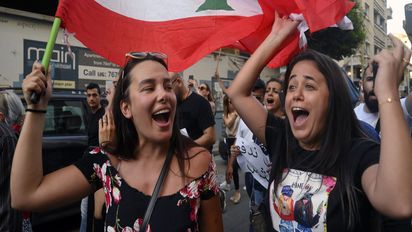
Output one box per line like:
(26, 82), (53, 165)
(1, 11), (412, 232)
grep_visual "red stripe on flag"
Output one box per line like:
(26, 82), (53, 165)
(57, 0), (355, 70)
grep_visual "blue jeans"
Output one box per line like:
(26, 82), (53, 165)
(249, 178), (266, 232)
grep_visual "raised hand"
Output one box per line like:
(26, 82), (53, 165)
(372, 34), (412, 101)
(23, 61), (52, 109)
(270, 11), (300, 40)
(99, 110), (116, 151)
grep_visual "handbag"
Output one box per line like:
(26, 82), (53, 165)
(218, 139), (229, 161)
(139, 144), (174, 232)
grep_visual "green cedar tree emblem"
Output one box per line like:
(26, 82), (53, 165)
(196, 0), (234, 12)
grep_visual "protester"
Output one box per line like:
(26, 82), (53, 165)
(198, 83), (216, 115)
(355, 62), (412, 134)
(170, 72), (216, 151)
(265, 78), (284, 118)
(222, 94), (241, 203)
(81, 82), (106, 232)
(355, 62), (412, 230)
(0, 90), (25, 232)
(225, 78), (269, 232)
(12, 53), (223, 231)
(85, 82), (105, 147)
(83, 77), (118, 232)
(226, 12), (412, 231)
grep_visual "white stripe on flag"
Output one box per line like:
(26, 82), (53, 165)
(95, 0), (263, 22)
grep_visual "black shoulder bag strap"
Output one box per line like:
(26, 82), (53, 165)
(140, 144), (174, 232)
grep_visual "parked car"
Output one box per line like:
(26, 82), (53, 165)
(3, 88), (90, 226)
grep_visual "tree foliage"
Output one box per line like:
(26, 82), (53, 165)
(306, 2), (366, 60)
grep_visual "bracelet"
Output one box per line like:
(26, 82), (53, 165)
(379, 97), (398, 105)
(25, 108), (47, 113)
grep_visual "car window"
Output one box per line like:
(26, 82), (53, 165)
(44, 99), (86, 136)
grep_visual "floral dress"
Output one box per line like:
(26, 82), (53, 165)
(74, 147), (219, 232)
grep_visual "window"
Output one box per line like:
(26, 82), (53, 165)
(374, 46), (382, 55)
(374, 10), (385, 30)
(365, 42), (370, 56)
(44, 99), (86, 136)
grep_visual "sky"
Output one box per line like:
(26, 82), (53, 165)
(387, 0), (412, 34)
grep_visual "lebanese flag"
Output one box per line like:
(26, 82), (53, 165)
(56, 0), (354, 71)
(231, 0), (355, 68)
(56, 0), (265, 71)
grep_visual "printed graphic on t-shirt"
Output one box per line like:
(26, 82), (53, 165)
(269, 168), (337, 232)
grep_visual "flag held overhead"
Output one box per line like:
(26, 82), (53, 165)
(56, 0), (355, 71)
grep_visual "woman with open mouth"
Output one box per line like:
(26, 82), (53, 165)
(12, 52), (223, 232)
(226, 12), (412, 232)
(265, 78), (285, 119)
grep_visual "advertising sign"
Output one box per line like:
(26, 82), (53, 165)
(24, 39), (119, 90)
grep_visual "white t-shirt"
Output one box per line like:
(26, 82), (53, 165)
(354, 98), (412, 133)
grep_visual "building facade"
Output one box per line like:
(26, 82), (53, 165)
(341, 0), (392, 83)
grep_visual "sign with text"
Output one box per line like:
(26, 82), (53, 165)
(235, 137), (271, 188)
(23, 39), (119, 89)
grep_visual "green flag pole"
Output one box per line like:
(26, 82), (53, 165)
(30, 17), (61, 103)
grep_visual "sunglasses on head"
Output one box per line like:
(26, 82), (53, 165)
(121, 52), (168, 77)
(124, 52), (167, 64)
(120, 52), (168, 95)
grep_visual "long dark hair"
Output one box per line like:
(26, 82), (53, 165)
(202, 83), (214, 102)
(111, 54), (191, 175)
(271, 49), (366, 230)
(223, 94), (231, 118)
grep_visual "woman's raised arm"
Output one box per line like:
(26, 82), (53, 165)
(11, 62), (91, 211)
(226, 12), (299, 145)
(361, 34), (412, 218)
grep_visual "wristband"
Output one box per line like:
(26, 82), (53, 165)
(25, 108), (47, 114)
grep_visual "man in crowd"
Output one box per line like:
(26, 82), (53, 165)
(355, 63), (412, 134)
(85, 83), (105, 146)
(81, 83), (105, 232)
(170, 72), (216, 151)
